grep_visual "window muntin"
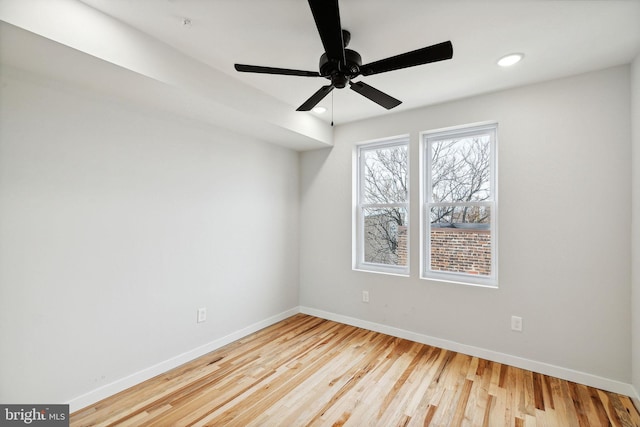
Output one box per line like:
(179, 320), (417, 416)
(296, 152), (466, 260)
(423, 124), (497, 286)
(355, 138), (409, 275)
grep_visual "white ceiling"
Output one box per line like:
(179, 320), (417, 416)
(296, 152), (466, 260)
(78, 0), (640, 125)
(1, 0), (639, 150)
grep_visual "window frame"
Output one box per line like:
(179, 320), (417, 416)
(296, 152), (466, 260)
(354, 136), (410, 276)
(421, 122), (498, 287)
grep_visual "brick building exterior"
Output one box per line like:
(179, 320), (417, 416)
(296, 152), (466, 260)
(430, 227), (491, 275)
(366, 220), (490, 277)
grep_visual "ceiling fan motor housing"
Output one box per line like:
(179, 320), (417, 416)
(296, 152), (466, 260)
(319, 49), (362, 88)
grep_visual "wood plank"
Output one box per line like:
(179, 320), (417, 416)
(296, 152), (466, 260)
(469, 359), (493, 426)
(533, 372), (545, 411)
(69, 314), (640, 427)
(622, 396), (640, 426)
(597, 388), (625, 427)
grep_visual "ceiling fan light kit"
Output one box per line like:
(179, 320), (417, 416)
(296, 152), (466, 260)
(234, 0), (453, 113)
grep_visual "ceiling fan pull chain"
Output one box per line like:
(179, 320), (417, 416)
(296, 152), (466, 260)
(331, 91), (334, 126)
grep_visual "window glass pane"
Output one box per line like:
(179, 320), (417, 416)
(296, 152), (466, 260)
(430, 206), (491, 276)
(363, 207), (408, 266)
(430, 136), (491, 202)
(430, 205), (491, 227)
(362, 145), (408, 204)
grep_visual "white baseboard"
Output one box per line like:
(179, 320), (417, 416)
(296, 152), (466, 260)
(300, 306), (637, 398)
(67, 307), (300, 413)
(68, 305), (637, 414)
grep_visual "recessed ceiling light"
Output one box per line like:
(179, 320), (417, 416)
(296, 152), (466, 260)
(312, 106), (327, 114)
(497, 53), (524, 67)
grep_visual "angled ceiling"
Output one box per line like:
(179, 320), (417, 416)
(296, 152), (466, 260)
(2, 0), (640, 150)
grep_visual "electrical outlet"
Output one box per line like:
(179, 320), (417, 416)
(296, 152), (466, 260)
(362, 291), (370, 303)
(511, 316), (522, 332)
(197, 307), (207, 323)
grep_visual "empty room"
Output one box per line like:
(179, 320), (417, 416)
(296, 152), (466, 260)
(1, 0), (640, 425)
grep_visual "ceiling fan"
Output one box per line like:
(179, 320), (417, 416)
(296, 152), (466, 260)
(234, 0), (453, 112)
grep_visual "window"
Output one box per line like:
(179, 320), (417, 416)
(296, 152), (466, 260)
(423, 123), (497, 286)
(355, 137), (409, 275)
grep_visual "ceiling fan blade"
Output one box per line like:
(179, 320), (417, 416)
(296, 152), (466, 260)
(349, 81), (402, 110)
(360, 41), (453, 76)
(308, 0), (345, 63)
(297, 85), (335, 111)
(235, 64), (321, 77)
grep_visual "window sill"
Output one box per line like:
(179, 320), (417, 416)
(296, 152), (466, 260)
(353, 267), (409, 278)
(420, 274), (498, 289)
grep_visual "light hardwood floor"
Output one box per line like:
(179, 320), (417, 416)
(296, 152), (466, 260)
(71, 314), (640, 426)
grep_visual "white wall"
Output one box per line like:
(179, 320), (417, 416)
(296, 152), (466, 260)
(1, 56), (635, 409)
(300, 66), (632, 388)
(632, 54), (640, 401)
(0, 66), (300, 406)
